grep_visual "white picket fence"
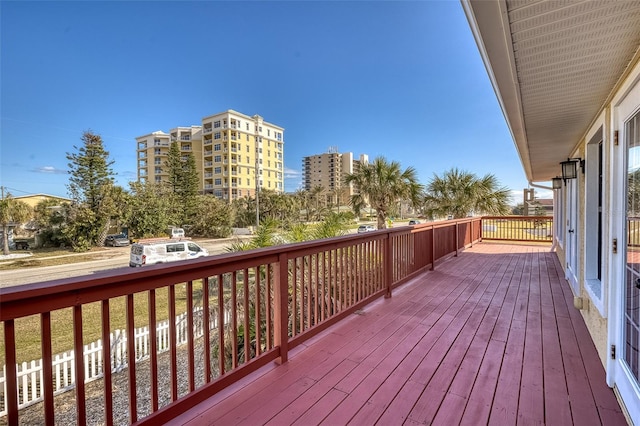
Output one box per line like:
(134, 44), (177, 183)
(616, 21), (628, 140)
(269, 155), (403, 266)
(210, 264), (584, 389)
(0, 307), (230, 417)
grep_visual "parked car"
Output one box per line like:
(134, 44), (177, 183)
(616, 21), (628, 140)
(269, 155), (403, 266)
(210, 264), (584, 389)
(14, 240), (29, 250)
(408, 219), (421, 225)
(105, 234), (130, 247)
(357, 224), (376, 233)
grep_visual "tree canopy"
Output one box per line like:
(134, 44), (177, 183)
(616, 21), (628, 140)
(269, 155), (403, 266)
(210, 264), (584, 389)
(345, 157), (422, 229)
(65, 131), (120, 249)
(66, 131), (115, 210)
(0, 194), (33, 255)
(189, 195), (234, 238)
(423, 168), (511, 219)
(165, 142), (199, 226)
(127, 181), (177, 238)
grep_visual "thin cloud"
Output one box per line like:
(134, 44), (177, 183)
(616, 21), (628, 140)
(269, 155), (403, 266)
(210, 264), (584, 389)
(284, 167), (301, 179)
(34, 166), (68, 175)
(116, 170), (138, 179)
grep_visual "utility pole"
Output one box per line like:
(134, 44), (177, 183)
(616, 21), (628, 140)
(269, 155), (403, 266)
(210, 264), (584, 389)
(524, 188), (535, 216)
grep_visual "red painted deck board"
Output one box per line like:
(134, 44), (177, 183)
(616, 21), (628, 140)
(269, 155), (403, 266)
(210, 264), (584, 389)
(173, 243), (627, 426)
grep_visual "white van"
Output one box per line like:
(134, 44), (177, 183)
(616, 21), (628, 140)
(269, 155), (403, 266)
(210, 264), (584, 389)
(167, 227), (185, 239)
(129, 240), (208, 267)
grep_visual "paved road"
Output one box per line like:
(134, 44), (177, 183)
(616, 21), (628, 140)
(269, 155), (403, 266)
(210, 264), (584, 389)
(0, 237), (249, 288)
(0, 225), (415, 289)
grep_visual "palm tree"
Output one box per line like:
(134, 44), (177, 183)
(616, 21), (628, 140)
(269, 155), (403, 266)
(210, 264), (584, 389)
(423, 168), (511, 219)
(312, 212), (349, 239)
(0, 194), (33, 255)
(345, 157), (423, 230)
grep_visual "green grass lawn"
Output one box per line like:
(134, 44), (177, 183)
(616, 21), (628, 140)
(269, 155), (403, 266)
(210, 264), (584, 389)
(0, 247), (115, 271)
(482, 219), (552, 241)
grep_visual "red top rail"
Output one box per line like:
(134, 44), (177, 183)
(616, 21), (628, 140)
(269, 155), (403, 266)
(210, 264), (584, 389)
(481, 215), (553, 242)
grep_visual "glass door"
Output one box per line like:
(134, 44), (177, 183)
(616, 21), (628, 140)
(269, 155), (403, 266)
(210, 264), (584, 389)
(624, 110), (640, 385)
(566, 177), (579, 293)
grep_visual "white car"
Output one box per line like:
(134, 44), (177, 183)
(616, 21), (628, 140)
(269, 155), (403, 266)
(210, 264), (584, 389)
(357, 224), (376, 233)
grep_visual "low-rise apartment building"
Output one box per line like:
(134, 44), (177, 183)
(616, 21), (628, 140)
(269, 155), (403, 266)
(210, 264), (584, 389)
(136, 110), (284, 201)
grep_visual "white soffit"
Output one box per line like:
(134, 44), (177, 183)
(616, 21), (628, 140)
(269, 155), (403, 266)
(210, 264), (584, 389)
(463, 0), (640, 182)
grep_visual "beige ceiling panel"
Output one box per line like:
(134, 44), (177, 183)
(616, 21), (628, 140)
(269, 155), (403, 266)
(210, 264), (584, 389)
(462, 0), (640, 182)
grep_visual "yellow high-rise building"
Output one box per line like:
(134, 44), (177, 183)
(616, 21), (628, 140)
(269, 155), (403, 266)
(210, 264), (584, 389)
(136, 110), (284, 201)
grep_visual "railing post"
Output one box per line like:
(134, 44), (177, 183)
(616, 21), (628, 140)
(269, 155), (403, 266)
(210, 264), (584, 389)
(274, 253), (289, 364)
(73, 305), (87, 425)
(4, 320), (18, 426)
(455, 222), (459, 257)
(41, 312), (55, 425)
(385, 234), (393, 298)
(431, 226), (435, 271)
(101, 300), (114, 424)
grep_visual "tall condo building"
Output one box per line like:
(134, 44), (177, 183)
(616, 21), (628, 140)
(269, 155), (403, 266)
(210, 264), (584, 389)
(302, 148), (369, 206)
(136, 110), (284, 201)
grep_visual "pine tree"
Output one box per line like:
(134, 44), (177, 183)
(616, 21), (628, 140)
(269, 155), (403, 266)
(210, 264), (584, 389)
(67, 131), (114, 210)
(165, 141), (183, 194)
(65, 131), (116, 249)
(165, 142), (199, 226)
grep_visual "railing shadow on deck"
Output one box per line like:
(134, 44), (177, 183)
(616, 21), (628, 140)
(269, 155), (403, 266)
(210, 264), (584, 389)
(0, 216), (549, 424)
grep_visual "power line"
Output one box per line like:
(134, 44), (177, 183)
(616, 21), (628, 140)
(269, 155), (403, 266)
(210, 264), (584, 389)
(1, 186), (33, 196)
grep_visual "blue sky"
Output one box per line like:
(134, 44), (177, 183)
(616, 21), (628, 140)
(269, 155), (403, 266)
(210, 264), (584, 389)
(1, 1), (540, 203)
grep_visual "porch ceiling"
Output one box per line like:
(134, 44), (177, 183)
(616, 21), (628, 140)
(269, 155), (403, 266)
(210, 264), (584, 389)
(462, 0), (640, 182)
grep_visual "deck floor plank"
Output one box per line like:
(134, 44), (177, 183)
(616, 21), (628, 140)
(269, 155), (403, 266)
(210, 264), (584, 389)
(518, 251), (546, 425)
(172, 243), (627, 426)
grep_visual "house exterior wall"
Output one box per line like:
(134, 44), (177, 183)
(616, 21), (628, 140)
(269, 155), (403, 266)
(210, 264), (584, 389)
(554, 56), (640, 421)
(12, 194), (70, 209)
(556, 75), (631, 367)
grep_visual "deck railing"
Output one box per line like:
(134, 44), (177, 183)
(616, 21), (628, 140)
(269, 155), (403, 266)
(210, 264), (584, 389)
(628, 217), (640, 247)
(0, 218), (481, 425)
(481, 215), (553, 242)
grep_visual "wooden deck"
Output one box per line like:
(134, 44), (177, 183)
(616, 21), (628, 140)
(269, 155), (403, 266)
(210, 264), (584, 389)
(170, 243), (627, 425)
